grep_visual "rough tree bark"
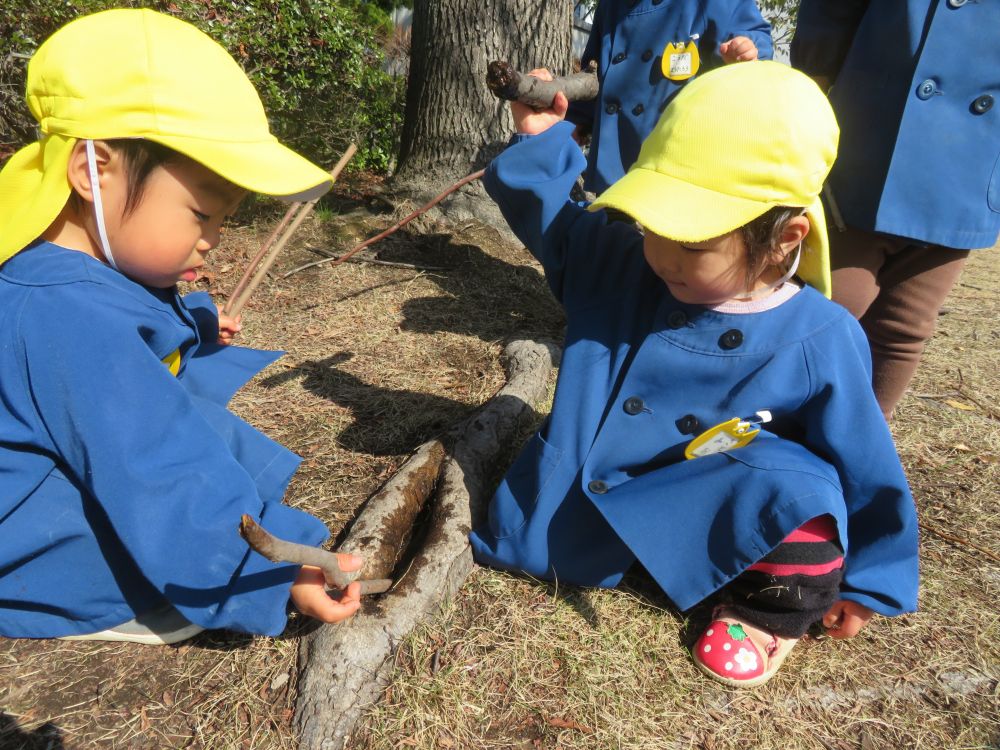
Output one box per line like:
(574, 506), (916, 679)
(392, 0), (571, 208)
(294, 340), (559, 750)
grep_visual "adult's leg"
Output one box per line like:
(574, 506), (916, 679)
(857, 245), (969, 418)
(830, 227), (970, 418)
(828, 224), (896, 320)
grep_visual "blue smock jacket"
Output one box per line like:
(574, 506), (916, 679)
(571, 0), (773, 193)
(791, 0), (1000, 250)
(469, 122), (919, 617)
(0, 243), (327, 638)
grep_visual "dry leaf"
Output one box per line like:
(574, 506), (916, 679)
(545, 716), (594, 734)
(944, 399), (976, 411)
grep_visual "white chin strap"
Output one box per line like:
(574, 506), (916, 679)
(85, 139), (118, 270)
(740, 241), (802, 300)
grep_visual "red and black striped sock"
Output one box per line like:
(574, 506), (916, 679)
(721, 515), (844, 638)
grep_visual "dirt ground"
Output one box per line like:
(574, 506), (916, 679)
(1, 185), (997, 750)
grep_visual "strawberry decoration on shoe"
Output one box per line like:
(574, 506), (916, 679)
(692, 610), (799, 687)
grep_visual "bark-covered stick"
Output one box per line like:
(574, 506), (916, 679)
(239, 515), (392, 595)
(487, 60), (598, 108)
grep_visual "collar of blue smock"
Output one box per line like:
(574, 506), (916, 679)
(652, 284), (845, 356)
(0, 240), (182, 313)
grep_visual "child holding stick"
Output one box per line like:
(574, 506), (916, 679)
(0, 9), (362, 644)
(471, 62), (919, 686)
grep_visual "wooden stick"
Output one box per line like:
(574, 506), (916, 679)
(486, 60), (598, 108)
(239, 515), (392, 595)
(225, 144), (358, 317)
(281, 168), (486, 279)
(223, 202), (299, 316)
(304, 243), (445, 271)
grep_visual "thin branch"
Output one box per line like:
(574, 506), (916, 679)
(239, 515), (392, 595)
(919, 521), (1000, 564)
(304, 243), (444, 271)
(281, 169), (486, 278)
(225, 144), (358, 317)
(224, 203), (299, 315)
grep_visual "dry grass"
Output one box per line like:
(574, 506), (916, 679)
(1, 193), (998, 749)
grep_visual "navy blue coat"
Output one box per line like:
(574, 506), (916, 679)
(469, 123), (919, 617)
(571, 0), (773, 193)
(0, 243), (327, 638)
(792, 0), (1000, 250)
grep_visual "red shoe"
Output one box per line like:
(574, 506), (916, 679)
(692, 609), (798, 687)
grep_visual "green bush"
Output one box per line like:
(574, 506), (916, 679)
(0, 0), (404, 172)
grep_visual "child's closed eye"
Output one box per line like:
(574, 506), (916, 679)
(192, 209), (211, 222)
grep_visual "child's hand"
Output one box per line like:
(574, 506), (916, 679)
(719, 36), (759, 63)
(822, 599), (874, 639)
(215, 305), (242, 345)
(512, 69), (569, 135)
(290, 560), (363, 624)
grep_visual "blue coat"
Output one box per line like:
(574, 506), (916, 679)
(0, 243), (327, 638)
(571, 0), (773, 193)
(791, 0), (1000, 250)
(469, 122), (919, 617)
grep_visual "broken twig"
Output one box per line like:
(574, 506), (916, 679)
(281, 169), (486, 278)
(487, 60), (598, 108)
(919, 521), (1000, 564)
(239, 515), (392, 595)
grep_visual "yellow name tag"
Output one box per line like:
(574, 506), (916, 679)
(662, 39), (700, 81)
(684, 411), (771, 460)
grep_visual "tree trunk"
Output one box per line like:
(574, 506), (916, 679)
(393, 0), (571, 200)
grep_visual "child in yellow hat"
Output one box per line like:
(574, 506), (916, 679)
(469, 61), (919, 686)
(0, 9), (362, 644)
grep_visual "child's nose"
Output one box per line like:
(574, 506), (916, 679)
(197, 228), (220, 251)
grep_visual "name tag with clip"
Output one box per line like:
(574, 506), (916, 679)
(662, 35), (700, 81)
(684, 410), (771, 460)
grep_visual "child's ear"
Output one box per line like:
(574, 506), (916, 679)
(771, 214), (810, 263)
(65, 139), (114, 205)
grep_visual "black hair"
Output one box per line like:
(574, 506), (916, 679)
(70, 138), (181, 217)
(738, 206), (804, 290)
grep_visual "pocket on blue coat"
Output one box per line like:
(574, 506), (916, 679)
(488, 431), (564, 540)
(987, 149), (1000, 213)
(720, 434), (842, 493)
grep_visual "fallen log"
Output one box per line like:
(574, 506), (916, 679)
(295, 339), (559, 750)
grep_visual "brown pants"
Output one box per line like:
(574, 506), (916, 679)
(829, 226), (971, 419)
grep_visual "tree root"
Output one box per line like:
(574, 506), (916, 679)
(294, 339), (559, 750)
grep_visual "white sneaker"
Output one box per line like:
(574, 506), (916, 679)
(59, 604), (204, 645)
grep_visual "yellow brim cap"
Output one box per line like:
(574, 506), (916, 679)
(149, 132), (332, 203)
(591, 165), (774, 244)
(591, 172), (831, 298)
(587, 62), (837, 297)
(0, 135), (75, 266)
(0, 8), (334, 265)
(801, 196), (831, 298)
